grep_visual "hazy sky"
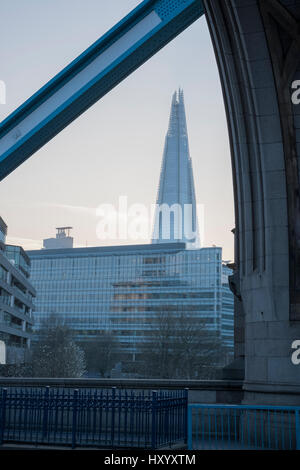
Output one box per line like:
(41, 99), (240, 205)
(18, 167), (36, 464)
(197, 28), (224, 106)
(0, 0), (234, 260)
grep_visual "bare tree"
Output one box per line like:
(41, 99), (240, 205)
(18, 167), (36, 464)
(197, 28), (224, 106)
(137, 311), (226, 379)
(82, 330), (120, 377)
(30, 315), (86, 378)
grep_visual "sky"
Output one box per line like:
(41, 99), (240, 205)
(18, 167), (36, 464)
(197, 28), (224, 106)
(0, 0), (234, 261)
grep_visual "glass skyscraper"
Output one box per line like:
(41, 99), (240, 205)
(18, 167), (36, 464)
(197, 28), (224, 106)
(152, 89), (199, 248)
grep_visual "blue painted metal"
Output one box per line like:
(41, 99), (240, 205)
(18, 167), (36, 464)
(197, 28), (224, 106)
(151, 390), (157, 449)
(188, 404), (300, 450)
(72, 388), (78, 449)
(0, 388), (7, 445)
(42, 386), (50, 440)
(0, 387), (187, 449)
(296, 410), (300, 450)
(0, 0), (204, 181)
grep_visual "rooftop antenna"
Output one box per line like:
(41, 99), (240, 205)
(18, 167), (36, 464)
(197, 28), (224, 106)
(56, 227), (73, 238)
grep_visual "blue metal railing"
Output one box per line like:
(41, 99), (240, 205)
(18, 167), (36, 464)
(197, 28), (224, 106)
(188, 404), (300, 450)
(0, 387), (187, 449)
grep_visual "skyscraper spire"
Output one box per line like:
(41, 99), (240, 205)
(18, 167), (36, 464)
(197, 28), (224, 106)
(152, 89), (199, 248)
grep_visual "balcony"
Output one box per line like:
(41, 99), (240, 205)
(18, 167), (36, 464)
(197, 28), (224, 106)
(0, 321), (23, 331)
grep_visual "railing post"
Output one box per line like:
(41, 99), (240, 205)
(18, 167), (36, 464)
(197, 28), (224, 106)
(72, 389), (79, 449)
(0, 388), (7, 446)
(151, 390), (157, 449)
(111, 387), (116, 447)
(296, 410), (300, 450)
(42, 386), (50, 441)
(187, 405), (193, 450)
(184, 388), (189, 444)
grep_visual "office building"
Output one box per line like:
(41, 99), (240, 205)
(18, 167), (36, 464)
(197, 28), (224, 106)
(27, 243), (233, 362)
(0, 217), (35, 364)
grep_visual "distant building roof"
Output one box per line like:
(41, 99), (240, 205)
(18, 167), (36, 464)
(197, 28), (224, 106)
(26, 243), (222, 260)
(27, 242), (187, 259)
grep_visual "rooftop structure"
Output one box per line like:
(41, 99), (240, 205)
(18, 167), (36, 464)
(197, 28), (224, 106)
(43, 227), (74, 250)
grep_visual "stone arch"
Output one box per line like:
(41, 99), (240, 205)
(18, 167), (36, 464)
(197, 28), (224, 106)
(203, 0), (300, 404)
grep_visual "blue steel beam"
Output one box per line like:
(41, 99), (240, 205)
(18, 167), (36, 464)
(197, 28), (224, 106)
(0, 0), (204, 181)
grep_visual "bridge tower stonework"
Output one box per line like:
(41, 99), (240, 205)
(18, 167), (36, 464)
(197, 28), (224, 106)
(203, 0), (300, 405)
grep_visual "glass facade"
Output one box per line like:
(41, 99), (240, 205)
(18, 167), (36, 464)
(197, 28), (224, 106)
(0, 217), (7, 247)
(27, 243), (234, 361)
(152, 89), (199, 247)
(5, 245), (31, 279)
(0, 236), (35, 364)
